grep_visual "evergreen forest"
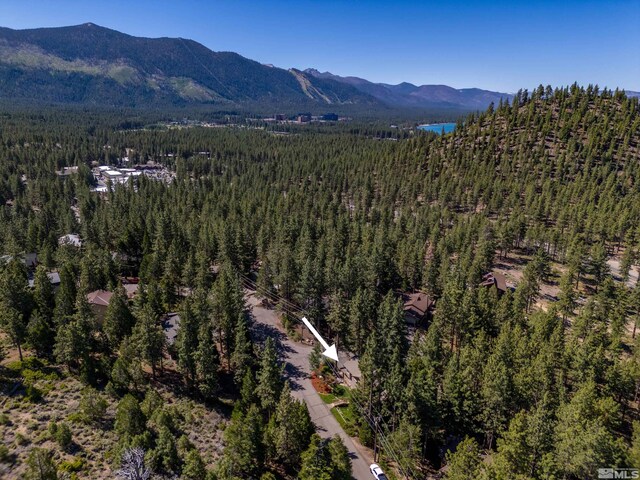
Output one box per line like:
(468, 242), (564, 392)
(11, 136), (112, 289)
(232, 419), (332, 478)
(1, 84), (640, 479)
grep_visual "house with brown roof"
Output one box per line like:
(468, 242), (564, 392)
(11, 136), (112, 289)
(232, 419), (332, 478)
(403, 292), (434, 326)
(480, 271), (508, 295)
(87, 289), (113, 322)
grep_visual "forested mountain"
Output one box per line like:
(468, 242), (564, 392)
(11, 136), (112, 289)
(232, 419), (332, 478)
(305, 67), (513, 109)
(0, 23), (519, 113)
(1, 85), (640, 479)
(0, 23), (378, 108)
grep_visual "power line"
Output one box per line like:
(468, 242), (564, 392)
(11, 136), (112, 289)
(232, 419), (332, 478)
(239, 272), (419, 479)
(239, 273), (415, 470)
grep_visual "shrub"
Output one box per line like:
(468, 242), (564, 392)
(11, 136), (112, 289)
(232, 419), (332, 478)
(358, 422), (374, 448)
(115, 394), (146, 437)
(15, 433), (30, 446)
(333, 384), (346, 397)
(25, 385), (43, 403)
(182, 450), (206, 479)
(25, 448), (57, 480)
(78, 388), (108, 424)
(177, 434), (194, 454)
(0, 444), (11, 463)
(59, 456), (84, 473)
(0, 414), (11, 425)
(54, 423), (72, 451)
(140, 388), (163, 418)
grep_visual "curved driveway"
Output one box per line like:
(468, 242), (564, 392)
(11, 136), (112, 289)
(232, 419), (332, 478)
(246, 292), (372, 480)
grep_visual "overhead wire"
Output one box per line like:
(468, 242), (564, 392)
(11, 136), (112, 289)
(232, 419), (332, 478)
(238, 271), (419, 479)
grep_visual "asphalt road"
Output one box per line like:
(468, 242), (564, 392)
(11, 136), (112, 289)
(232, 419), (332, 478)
(246, 293), (373, 480)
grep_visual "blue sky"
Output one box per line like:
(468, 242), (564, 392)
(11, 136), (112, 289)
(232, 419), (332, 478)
(0, 0), (638, 92)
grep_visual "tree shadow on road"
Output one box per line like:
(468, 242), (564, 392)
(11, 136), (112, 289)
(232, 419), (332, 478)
(283, 363), (307, 390)
(250, 318), (308, 391)
(250, 318), (297, 356)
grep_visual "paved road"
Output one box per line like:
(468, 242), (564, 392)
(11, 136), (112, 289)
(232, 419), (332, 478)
(246, 293), (372, 480)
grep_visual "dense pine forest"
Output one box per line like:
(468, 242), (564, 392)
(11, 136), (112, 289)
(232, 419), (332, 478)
(1, 84), (640, 479)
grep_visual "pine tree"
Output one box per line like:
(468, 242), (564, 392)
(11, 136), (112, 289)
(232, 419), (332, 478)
(239, 370), (258, 412)
(211, 263), (245, 368)
(298, 434), (333, 480)
(298, 434), (349, 480)
(27, 309), (54, 357)
(230, 313), (253, 385)
(103, 283), (134, 349)
(152, 426), (180, 473)
(630, 421), (640, 469)
(554, 381), (627, 478)
(53, 263), (77, 325)
(130, 304), (165, 378)
(176, 297), (200, 385)
(557, 269), (577, 320)
(0, 259), (32, 360)
(0, 307), (27, 361)
(217, 404), (264, 478)
(24, 448), (58, 480)
(444, 436), (483, 480)
(327, 436), (351, 480)
(348, 287), (377, 355)
(195, 321), (220, 399)
(54, 291), (95, 373)
(115, 394), (146, 437)
(110, 338), (146, 394)
(515, 262), (540, 313)
(271, 382), (314, 469)
(182, 449), (207, 480)
(256, 337), (284, 414)
(590, 243), (610, 292)
(33, 265), (55, 319)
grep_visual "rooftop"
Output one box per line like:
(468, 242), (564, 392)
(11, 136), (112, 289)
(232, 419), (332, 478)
(59, 234), (82, 247)
(403, 292), (433, 317)
(87, 289), (113, 307)
(163, 312), (181, 345)
(28, 271), (61, 288)
(480, 271), (508, 292)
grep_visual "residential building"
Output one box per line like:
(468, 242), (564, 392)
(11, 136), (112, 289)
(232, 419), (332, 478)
(403, 292), (434, 326)
(480, 271), (508, 295)
(87, 289), (113, 322)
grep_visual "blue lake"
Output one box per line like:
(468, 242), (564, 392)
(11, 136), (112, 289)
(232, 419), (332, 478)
(418, 122), (457, 134)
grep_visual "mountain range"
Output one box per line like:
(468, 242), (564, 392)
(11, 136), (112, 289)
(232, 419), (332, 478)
(0, 23), (379, 109)
(3, 23), (630, 112)
(303, 68), (513, 109)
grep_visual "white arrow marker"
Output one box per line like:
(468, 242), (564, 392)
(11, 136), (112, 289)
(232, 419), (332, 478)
(301, 316), (339, 362)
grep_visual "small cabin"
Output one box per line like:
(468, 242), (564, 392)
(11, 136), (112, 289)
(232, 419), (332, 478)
(480, 271), (508, 296)
(403, 292), (434, 327)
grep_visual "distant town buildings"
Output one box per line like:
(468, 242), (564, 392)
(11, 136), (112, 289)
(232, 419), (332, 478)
(91, 163), (176, 193)
(263, 113), (343, 124)
(56, 166), (79, 177)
